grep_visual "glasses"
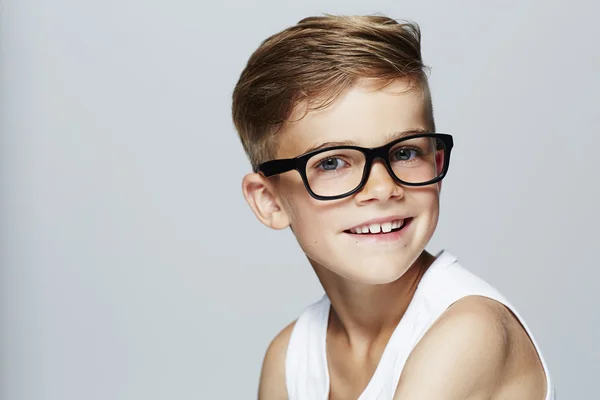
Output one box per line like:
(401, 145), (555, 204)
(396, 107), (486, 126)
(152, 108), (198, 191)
(255, 133), (454, 201)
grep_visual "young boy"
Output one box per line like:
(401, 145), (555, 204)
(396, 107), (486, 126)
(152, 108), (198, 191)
(232, 15), (555, 400)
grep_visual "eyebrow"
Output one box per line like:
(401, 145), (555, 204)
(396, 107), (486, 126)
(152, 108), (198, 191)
(302, 128), (429, 154)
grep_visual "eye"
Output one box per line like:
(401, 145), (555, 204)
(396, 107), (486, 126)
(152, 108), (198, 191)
(391, 148), (419, 162)
(318, 157), (348, 171)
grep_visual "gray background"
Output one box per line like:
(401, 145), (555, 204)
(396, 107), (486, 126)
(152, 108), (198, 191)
(1, 0), (597, 398)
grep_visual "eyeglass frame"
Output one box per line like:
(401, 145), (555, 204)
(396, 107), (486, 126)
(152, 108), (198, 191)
(254, 132), (454, 201)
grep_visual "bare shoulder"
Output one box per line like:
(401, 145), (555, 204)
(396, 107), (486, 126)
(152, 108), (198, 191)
(394, 295), (547, 400)
(257, 320), (296, 400)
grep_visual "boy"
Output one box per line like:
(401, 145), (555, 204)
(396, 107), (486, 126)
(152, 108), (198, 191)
(232, 15), (555, 399)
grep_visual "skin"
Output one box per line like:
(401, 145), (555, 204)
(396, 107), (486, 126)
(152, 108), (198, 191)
(244, 78), (547, 399)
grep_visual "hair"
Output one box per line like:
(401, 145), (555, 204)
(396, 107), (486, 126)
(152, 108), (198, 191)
(232, 14), (435, 170)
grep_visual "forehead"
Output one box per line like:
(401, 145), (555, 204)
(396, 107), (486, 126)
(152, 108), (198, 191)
(276, 78), (429, 158)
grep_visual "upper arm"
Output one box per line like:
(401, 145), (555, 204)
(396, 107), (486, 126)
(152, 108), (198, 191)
(257, 321), (296, 400)
(393, 296), (511, 400)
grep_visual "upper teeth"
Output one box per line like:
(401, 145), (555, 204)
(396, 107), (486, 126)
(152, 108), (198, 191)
(352, 219), (404, 234)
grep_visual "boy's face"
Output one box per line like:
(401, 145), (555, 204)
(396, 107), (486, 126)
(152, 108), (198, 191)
(243, 78), (440, 285)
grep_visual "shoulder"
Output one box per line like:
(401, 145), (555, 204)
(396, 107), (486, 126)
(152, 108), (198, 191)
(257, 320), (296, 400)
(394, 295), (546, 399)
(406, 295), (511, 383)
(431, 294), (513, 345)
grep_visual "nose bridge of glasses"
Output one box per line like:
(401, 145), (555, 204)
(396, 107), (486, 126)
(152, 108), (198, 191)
(363, 144), (395, 176)
(363, 149), (397, 186)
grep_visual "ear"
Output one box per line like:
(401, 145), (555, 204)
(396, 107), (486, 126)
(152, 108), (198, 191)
(242, 173), (290, 230)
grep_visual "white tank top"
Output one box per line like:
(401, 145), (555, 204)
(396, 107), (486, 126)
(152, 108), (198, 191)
(285, 251), (556, 399)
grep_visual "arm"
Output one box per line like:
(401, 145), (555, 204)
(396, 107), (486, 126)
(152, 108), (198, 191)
(257, 321), (296, 400)
(393, 296), (511, 400)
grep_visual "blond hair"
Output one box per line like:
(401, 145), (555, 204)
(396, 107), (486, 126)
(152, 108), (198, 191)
(232, 15), (434, 170)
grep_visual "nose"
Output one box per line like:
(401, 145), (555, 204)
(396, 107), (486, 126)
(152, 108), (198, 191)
(354, 159), (404, 204)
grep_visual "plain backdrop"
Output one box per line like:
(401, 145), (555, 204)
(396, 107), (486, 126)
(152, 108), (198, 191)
(1, 0), (598, 398)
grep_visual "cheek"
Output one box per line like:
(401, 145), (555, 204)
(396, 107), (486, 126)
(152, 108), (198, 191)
(410, 186), (440, 219)
(290, 210), (329, 254)
(282, 196), (342, 251)
(289, 201), (331, 235)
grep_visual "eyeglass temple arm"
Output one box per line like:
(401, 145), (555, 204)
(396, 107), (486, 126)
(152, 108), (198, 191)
(255, 158), (297, 177)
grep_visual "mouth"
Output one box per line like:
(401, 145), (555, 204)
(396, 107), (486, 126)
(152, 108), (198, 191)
(343, 217), (413, 236)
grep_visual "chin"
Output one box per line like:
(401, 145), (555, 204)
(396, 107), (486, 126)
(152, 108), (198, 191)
(354, 255), (417, 284)
(316, 251), (417, 285)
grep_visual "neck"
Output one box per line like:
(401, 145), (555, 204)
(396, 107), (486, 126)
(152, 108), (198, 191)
(311, 251), (436, 346)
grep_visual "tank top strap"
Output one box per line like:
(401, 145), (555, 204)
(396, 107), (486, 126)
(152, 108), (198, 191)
(358, 250), (461, 399)
(285, 295), (330, 400)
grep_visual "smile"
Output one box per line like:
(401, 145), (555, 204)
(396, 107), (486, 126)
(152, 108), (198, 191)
(344, 218), (412, 235)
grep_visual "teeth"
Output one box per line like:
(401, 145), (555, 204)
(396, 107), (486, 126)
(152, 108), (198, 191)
(369, 224), (381, 234)
(381, 222), (392, 233)
(350, 219), (406, 234)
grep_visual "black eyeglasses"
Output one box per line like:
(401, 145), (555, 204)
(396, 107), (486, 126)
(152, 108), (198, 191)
(255, 133), (454, 201)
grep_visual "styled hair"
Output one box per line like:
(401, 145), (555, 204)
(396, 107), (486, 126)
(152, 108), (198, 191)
(232, 14), (434, 170)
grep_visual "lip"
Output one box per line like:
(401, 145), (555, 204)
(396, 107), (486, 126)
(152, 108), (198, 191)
(344, 215), (410, 232)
